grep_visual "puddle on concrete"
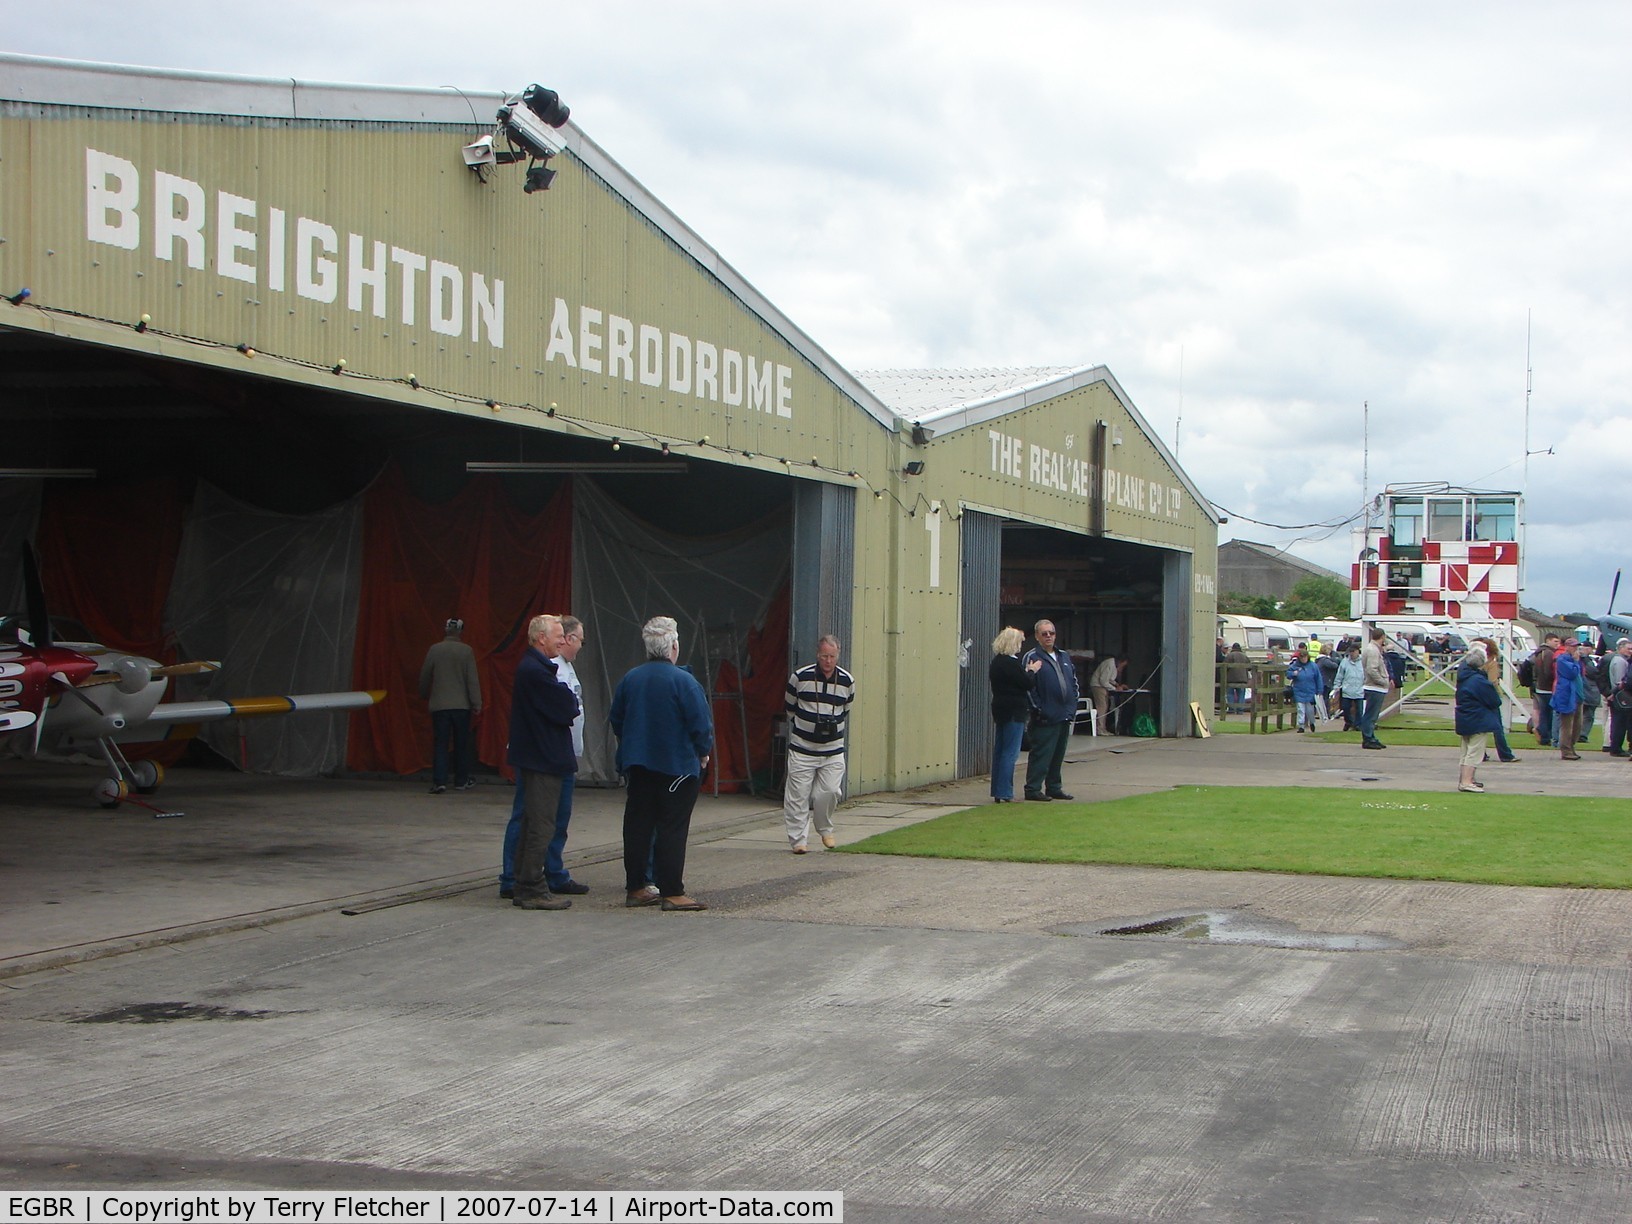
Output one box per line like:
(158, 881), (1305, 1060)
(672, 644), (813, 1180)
(1056, 910), (1404, 952)
(72, 1001), (279, 1024)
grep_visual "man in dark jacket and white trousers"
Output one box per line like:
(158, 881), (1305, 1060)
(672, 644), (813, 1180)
(1022, 619), (1080, 801)
(507, 613), (580, 911)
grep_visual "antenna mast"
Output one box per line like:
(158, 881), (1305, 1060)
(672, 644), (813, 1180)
(1522, 309), (1533, 492)
(1362, 400), (1369, 519)
(1174, 345), (1184, 458)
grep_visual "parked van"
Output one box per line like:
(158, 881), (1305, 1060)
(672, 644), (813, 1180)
(1291, 620), (1364, 652)
(1217, 614), (1306, 661)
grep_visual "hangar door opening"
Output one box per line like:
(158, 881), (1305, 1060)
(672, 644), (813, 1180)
(0, 326), (803, 794)
(958, 514), (1193, 777)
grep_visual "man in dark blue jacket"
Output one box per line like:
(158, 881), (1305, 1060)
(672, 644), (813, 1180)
(1021, 619), (1080, 801)
(507, 614), (580, 910)
(610, 616), (714, 911)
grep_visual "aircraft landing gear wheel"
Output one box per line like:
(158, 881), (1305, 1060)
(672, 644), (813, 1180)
(130, 760), (164, 794)
(95, 777), (130, 809)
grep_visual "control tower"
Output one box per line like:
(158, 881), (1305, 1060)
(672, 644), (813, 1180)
(1351, 484), (1522, 620)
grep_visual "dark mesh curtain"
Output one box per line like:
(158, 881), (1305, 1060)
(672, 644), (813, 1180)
(167, 481), (365, 776)
(570, 479), (789, 788)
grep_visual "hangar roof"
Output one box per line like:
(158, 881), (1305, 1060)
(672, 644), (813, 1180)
(857, 365), (1220, 524)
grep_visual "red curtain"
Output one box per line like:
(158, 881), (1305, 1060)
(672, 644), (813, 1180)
(35, 478), (186, 660)
(348, 465), (572, 776)
(705, 579), (789, 793)
(34, 477), (191, 763)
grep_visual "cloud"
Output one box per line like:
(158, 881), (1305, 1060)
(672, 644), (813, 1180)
(4, 0), (1629, 615)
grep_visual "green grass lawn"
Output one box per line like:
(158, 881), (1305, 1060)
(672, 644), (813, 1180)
(841, 786), (1632, 888)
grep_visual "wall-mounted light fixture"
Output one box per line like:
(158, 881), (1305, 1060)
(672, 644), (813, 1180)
(902, 460), (926, 477)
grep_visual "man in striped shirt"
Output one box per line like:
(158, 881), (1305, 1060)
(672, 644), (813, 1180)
(783, 635), (855, 853)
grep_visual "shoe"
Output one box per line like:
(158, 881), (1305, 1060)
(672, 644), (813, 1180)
(791, 843), (808, 854)
(553, 880), (590, 895)
(498, 887), (514, 900)
(1362, 739), (1384, 750)
(428, 784), (446, 794)
(1578, 737), (1590, 744)
(625, 886), (661, 907)
(1457, 782), (1485, 793)
(1562, 752), (1582, 761)
(661, 896), (708, 911)
(1498, 756), (1518, 763)
(456, 779), (477, 791)
(821, 834), (837, 849)
(1025, 792), (1051, 802)
(512, 893), (571, 910)
(1047, 791), (1074, 801)
(1609, 749), (1627, 757)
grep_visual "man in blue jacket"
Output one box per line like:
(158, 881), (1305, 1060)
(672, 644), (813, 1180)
(610, 616), (715, 911)
(507, 614), (581, 911)
(1022, 619), (1080, 801)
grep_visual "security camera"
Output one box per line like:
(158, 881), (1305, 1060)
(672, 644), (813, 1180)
(497, 84), (570, 162)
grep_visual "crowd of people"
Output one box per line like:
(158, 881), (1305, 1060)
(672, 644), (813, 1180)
(417, 609), (1632, 890)
(419, 615), (857, 914)
(1213, 622), (1632, 794)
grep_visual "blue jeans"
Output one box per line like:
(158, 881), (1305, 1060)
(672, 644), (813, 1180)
(1359, 689), (1385, 741)
(991, 719), (1024, 799)
(431, 708), (473, 786)
(501, 774), (576, 890)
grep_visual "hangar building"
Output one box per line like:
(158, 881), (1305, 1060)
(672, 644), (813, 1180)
(0, 53), (1219, 797)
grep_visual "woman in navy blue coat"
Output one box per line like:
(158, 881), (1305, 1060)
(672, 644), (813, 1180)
(1454, 646), (1502, 793)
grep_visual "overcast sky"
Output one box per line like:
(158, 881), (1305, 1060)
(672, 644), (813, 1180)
(6, 0), (1629, 617)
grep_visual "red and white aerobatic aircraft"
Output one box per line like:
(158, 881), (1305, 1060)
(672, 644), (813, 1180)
(2, 545), (384, 808)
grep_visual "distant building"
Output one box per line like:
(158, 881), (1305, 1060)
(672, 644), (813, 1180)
(1218, 540), (1346, 604)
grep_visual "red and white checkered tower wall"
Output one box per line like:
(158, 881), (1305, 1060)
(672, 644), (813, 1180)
(1351, 488), (1522, 620)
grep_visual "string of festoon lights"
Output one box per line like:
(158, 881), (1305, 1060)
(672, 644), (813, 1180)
(2, 291), (950, 518)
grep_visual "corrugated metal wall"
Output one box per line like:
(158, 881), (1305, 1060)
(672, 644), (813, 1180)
(957, 510), (1002, 777)
(790, 480), (855, 669)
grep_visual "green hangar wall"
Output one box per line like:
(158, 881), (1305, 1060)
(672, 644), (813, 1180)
(0, 54), (1217, 796)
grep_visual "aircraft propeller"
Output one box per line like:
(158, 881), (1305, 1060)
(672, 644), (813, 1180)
(21, 542), (52, 650)
(76, 658), (223, 691)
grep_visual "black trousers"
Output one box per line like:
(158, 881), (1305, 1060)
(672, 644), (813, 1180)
(622, 766), (700, 897)
(1609, 703), (1631, 754)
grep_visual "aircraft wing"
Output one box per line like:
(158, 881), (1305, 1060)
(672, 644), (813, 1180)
(72, 690), (387, 744)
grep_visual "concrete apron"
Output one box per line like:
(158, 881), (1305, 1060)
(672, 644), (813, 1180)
(3, 728), (1631, 979)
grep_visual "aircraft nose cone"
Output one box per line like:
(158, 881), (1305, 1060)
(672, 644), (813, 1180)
(114, 657), (154, 695)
